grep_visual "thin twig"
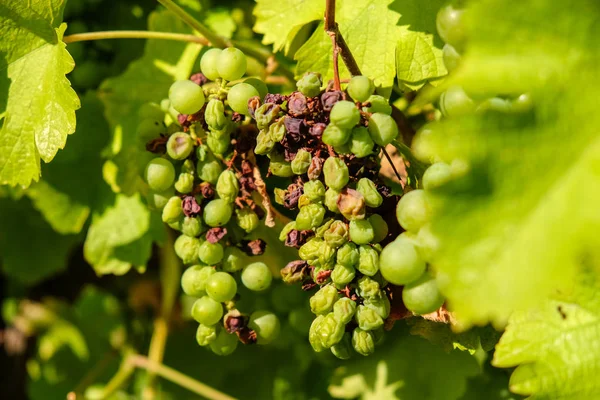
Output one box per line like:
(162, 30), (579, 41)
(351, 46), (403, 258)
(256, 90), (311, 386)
(157, 0), (227, 47)
(248, 153), (276, 228)
(381, 147), (403, 183)
(127, 355), (237, 400)
(63, 31), (209, 45)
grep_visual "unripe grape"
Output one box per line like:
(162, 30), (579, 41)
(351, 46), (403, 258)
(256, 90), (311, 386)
(369, 214), (389, 243)
(352, 328), (375, 356)
(147, 188), (173, 210)
(296, 72), (322, 97)
(243, 77), (268, 99)
(356, 276), (381, 300)
(358, 245), (379, 276)
(442, 43), (461, 72)
(191, 296), (223, 325)
(197, 158), (223, 185)
(161, 196), (182, 223)
(205, 99), (228, 131)
(362, 95), (392, 115)
(402, 272), (444, 315)
(181, 265), (215, 297)
(309, 315), (326, 352)
(235, 208), (259, 233)
(349, 219), (375, 245)
(174, 172), (194, 194)
(316, 313), (345, 348)
(440, 86), (475, 117)
(333, 297), (357, 324)
(209, 329), (238, 356)
(331, 333), (353, 360)
(203, 199), (233, 227)
(181, 216), (204, 237)
(295, 203), (326, 231)
(379, 236), (426, 285)
(303, 180), (326, 202)
(367, 113), (398, 146)
(198, 241), (224, 265)
(324, 220), (349, 248)
(324, 188), (341, 213)
(322, 124), (351, 147)
(355, 305), (384, 331)
(221, 247), (246, 273)
(248, 310), (280, 344)
(145, 157), (175, 191)
(196, 324), (218, 346)
(436, 5), (468, 50)
(331, 263), (355, 288)
(205, 271), (237, 302)
(166, 132), (194, 160)
(299, 238), (323, 265)
(200, 48), (222, 80)
(268, 153), (294, 177)
(511, 93), (533, 112)
(364, 294), (390, 319)
(329, 100), (360, 130)
(291, 149), (312, 175)
(216, 170), (239, 203)
(323, 157), (349, 190)
(356, 178), (383, 208)
(217, 47), (247, 81)
(174, 234), (202, 264)
(423, 162), (452, 191)
(241, 262), (272, 291)
(310, 285), (339, 315)
(206, 134), (230, 155)
(168, 80), (205, 115)
(337, 242), (359, 267)
(347, 75), (374, 102)
(396, 189), (431, 232)
(227, 83), (259, 115)
(349, 126), (375, 158)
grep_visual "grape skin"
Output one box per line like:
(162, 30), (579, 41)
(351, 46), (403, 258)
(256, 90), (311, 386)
(200, 48), (222, 81)
(436, 5), (467, 50)
(241, 262), (273, 291)
(396, 189), (431, 232)
(144, 158), (175, 191)
(205, 271), (237, 302)
(347, 75), (374, 102)
(227, 83), (259, 115)
(379, 236), (426, 285)
(248, 310), (281, 344)
(168, 80), (205, 115)
(191, 296), (223, 325)
(402, 273), (444, 315)
(217, 47), (247, 81)
(203, 199), (233, 227)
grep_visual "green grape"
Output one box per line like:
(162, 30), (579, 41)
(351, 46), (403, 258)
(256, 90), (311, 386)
(137, 118), (164, 143)
(299, 238), (323, 265)
(347, 75), (374, 102)
(168, 80), (205, 115)
(303, 180), (326, 202)
(402, 272), (444, 314)
(369, 214), (389, 243)
(181, 265), (214, 297)
(268, 153), (295, 177)
(200, 48), (222, 80)
(356, 276), (381, 301)
(349, 219), (375, 245)
(295, 203), (326, 231)
(198, 241), (224, 265)
(254, 103), (281, 130)
(362, 95), (392, 115)
(216, 170), (239, 203)
(241, 262), (272, 291)
(331, 332), (353, 360)
(350, 126), (375, 158)
(139, 102), (165, 121)
(248, 310), (280, 344)
(181, 216), (204, 237)
(196, 324), (218, 346)
(144, 158), (175, 191)
(289, 307), (313, 335)
(206, 134), (230, 155)
(440, 85), (475, 117)
(337, 242), (359, 267)
(217, 47), (247, 81)
(209, 329), (238, 356)
(191, 296), (223, 325)
(334, 141), (352, 155)
(511, 93), (533, 112)
(323, 157), (349, 190)
(203, 199), (233, 227)
(396, 189), (431, 232)
(174, 235), (202, 264)
(415, 223), (440, 262)
(356, 178), (382, 208)
(411, 126), (438, 164)
(296, 72), (322, 97)
(243, 77), (268, 99)
(310, 285), (339, 315)
(222, 247), (246, 273)
(291, 149), (312, 175)
(196, 152), (223, 184)
(317, 242), (337, 267)
(367, 113), (398, 146)
(442, 43), (461, 72)
(355, 305), (384, 331)
(316, 313), (345, 348)
(324, 188), (341, 213)
(333, 297), (357, 324)
(147, 188), (173, 210)
(324, 220), (349, 248)
(162, 196), (182, 223)
(331, 263), (355, 288)
(436, 5), (467, 50)
(227, 83), (259, 115)
(166, 132), (194, 160)
(477, 97), (511, 113)
(423, 162), (452, 191)
(358, 245), (379, 276)
(379, 236), (426, 285)
(205, 99), (228, 131)
(322, 124), (351, 147)
(174, 172), (194, 194)
(309, 315), (326, 352)
(205, 271), (237, 302)
(352, 328), (375, 356)
(364, 294), (390, 319)
(235, 208), (259, 233)
(329, 100), (361, 130)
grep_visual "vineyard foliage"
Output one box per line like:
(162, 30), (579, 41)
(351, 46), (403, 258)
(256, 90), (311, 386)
(0, 0), (598, 399)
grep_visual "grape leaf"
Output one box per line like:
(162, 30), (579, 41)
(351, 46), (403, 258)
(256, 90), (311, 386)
(25, 92), (110, 234)
(0, 197), (79, 284)
(328, 334), (479, 400)
(99, 10), (201, 195)
(493, 264), (600, 399)
(255, 0), (446, 92)
(0, 0), (80, 187)
(416, 0), (600, 326)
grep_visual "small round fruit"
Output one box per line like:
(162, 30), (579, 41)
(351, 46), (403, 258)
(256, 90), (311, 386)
(205, 272), (237, 302)
(227, 83), (259, 115)
(203, 199), (233, 227)
(168, 80), (205, 115)
(248, 310), (281, 344)
(396, 189), (431, 232)
(439, 86), (475, 117)
(209, 329), (238, 355)
(367, 113), (398, 146)
(217, 47), (247, 81)
(436, 5), (468, 50)
(379, 236), (426, 285)
(402, 273), (445, 314)
(347, 75), (374, 102)
(191, 296), (223, 325)
(166, 132), (194, 160)
(200, 48), (222, 80)
(423, 162), (452, 191)
(329, 100), (361, 130)
(241, 262), (272, 291)
(144, 158), (175, 191)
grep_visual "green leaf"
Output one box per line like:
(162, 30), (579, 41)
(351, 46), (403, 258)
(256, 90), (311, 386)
(417, 0), (600, 326)
(253, 0), (322, 51)
(84, 193), (163, 275)
(0, 197), (79, 284)
(25, 92), (110, 234)
(0, 0), (80, 187)
(99, 10), (202, 195)
(328, 334), (479, 400)
(493, 264), (600, 399)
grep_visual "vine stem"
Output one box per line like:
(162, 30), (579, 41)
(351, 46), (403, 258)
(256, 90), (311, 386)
(157, 0), (227, 47)
(324, 0), (361, 80)
(63, 31), (209, 45)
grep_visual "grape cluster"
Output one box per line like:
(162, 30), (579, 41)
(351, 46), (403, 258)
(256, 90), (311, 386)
(139, 47), (282, 355)
(244, 72), (409, 358)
